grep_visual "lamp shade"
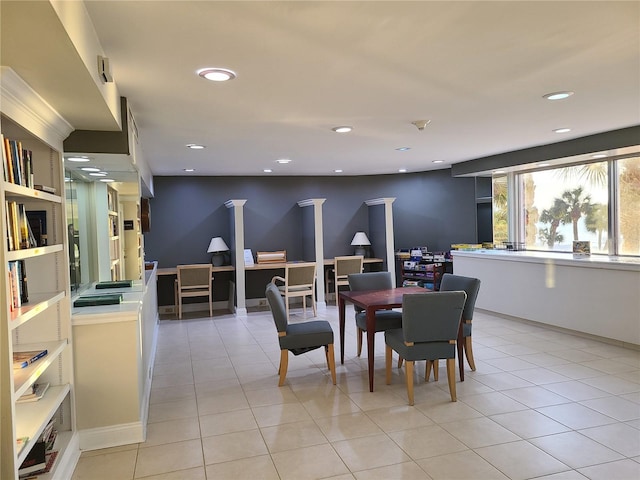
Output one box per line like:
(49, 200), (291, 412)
(350, 232), (371, 246)
(207, 237), (229, 253)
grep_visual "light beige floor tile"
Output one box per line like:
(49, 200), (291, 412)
(204, 455), (279, 480)
(473, 371), (535, 390)
(440, 416), (520, 448)
(194, 378), (242, 396)
(536, 403), (617, 429)
(252, 402), (312, 427)
(271, 443), (350, 480)
(550, 349), (606, 363)
(315, 412), (383, 441)
(511, 367), (572, 385)
(142, 417), (201, 447)
(579, 375), (640, 395)
(244, 385), (299, 407)
(347, 389), (410, 411)
(150, 371), (195, 389)
(577, 459), (640, 480)
(490, 409), (570, 439)
(365, 405), (433, 433)
(416, 449), (509, 480)
(134, 439), (203, 478)
(415, 399), (483, 424)
(199, 408), (257, 437)
(530, 431), (624, 468)
(460, 391), (528, 416)
(147, 397), (198, 423)
(72, 449), (137, 480)
(196, 390), (249, 415)
(475, 440), (570, 480)
(300, 391), (361, 418)
(578, 422), (640, 457)
(332, 433), (412, 471)
(547, 364), (610, 380)
(519, 352), (571, 367)
(78, 444), (138, 458)
(579, 395), (640, 421)
(528, 470), (588, 479)
(153, 360), (193, 378)
(543, 380), (611, 401)
(582, 358), (639, 374)
(201, 429), (268, 465)
(387, 424), (468, 460)
(353, 461), (431, 479)
(483, 356), (539, 372)
(136, 467), (206, 480)
(447, 377), (493, 396)
(149, 384), (196, 405)
(501, 385), (571, 408)
(192, 363), (238, 384)
(261, 419), (328, 453)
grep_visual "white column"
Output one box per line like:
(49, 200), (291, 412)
(297, 198), (326, 309)
(365, 197), (396, 284)
(225, 199), (247, 316)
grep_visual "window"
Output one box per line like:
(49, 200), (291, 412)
(491, 154), (640, 257)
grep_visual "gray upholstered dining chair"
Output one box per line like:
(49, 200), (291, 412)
(439, 273), (481, 378)
(385, 291), (466, 405)
(265, 282), (336, 386)
(348, 271), (403, 357)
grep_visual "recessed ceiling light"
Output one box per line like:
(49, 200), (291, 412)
(332, 126), (352, 133)
(263, 169), (272, 173)
(398, 168), (407, 173)
(334, 169), (343, 173)
(100, 178), (115, 183)
(197, 67), (236, 82)
(592, 153), (607, 159)
(183, 168), (195, 172)
(276, 159), (292, 164)
(553, 128), (571, 133)
(89, 172), (107, 177)
(396, 147), (411, 151)
(66, 156), (90, 162)
(543, 91), (574, 100)
(432, 160), (444, 164)
(81, 167), (101, 172)
(186, 144), (205, 149)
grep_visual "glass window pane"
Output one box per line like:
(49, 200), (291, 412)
(618, 156), (640, 256)
(521, 163), (608, 253)
(492, 175), (508, 244)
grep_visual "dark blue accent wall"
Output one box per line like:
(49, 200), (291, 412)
(145, 169), (477, 268)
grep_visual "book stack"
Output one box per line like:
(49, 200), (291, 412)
(13, 349), (47, 369)
(18, 419), (58, 478)
(2, 134), (34, 188)
(17, 382), (50, 403)
(7, 260), (28, 309)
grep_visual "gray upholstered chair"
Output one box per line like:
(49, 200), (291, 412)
(348, 271), (403, 357)
(271, 262), (317, 320)
(265, 282), (336, 386)
(385, 291), (466, 405)
(439, 273), (481, 379)
(174, 264), (213, 319)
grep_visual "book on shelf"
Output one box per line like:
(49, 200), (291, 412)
(19, 450), (58, 478)
(13, 349), (47, 369)
(18, 439), (46, 476)
(26, 210), (47, 247)
(33, 184), (56, 194)
(16, 382), (50, 403)
(16, 436), (29, 456)
(8, 260), (28, 308)
(2, 137), (34, 188)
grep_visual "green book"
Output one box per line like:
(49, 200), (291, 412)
(74, 293), (123, 307)
(95, 280), (133, 289)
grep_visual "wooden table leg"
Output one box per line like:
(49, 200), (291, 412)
(339, 295), (346, 364)
(367, 308), (376, 392)
(457, 321), (465, 381)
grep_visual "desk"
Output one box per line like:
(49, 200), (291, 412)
(157, 265), (234, 276)
(338, 286), (425, 392)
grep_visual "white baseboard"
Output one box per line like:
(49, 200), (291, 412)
(78, 422), (145, 452)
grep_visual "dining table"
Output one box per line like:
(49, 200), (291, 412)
(338, 286), (427, 392)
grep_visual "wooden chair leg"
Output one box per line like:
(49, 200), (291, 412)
(446, 357), (457, 402)
(327, 344), (336, 385)
(356, 327), (363, 357)
(425, 360), (433, 382)
(398, 356), (403, 368)
(385, 345), (392, 384)
(312, 292), (317, 317)
(209, 293), (213, 317)
(278, 350), (288, 386)
(465, 335), (476, 371)
(405, 360), (415, 406)
(433, 359), (439, 381)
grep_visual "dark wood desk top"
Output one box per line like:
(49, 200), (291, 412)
(339, 286), (427, 309)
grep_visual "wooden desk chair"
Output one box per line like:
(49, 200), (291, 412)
(326, 255), (364, 302)
(174, 264), (214, 319)
(271, 262), (317, 320)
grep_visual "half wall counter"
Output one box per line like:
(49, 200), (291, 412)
(452, 250), (640, 347)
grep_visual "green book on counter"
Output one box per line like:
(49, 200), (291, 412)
(95, 280), (133, 289)
(74, 293), (123, 307)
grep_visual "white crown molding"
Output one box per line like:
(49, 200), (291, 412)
(365, 197), (396, 206)
(0, 67), (74, 151)
(297, 198), (326, 207)
(225, 199), (247, 209)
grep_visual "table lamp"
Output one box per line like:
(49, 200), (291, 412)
(351, 232), (371, 257)
(207, 237), (229, 266)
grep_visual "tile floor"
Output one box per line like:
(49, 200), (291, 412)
(71, 306), (640, 479)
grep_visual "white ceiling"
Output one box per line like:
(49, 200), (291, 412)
(4, 1), (640, 178)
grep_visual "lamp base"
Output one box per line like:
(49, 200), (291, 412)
(211, 253), (225, 267)
(354, 246), (367, 257)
